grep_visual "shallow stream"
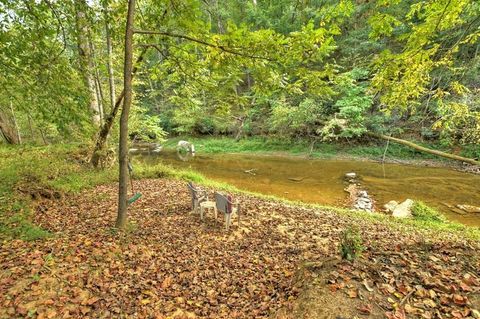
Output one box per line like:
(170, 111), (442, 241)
(138, 151), (480, 227)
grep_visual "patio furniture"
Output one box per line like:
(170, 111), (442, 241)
(214, 192), (241, 231)
(200, 200), (216, 221)
(187, 182), (208, 214)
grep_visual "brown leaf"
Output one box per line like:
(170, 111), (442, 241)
(453, 294), (467, 306)
(357, 304), (372, 314)
(161, 275), (173, 289)
(347, 289), (358, 298)
(86, 297), (100, 305)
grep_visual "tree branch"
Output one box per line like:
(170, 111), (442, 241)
(133, 29), (272, 61)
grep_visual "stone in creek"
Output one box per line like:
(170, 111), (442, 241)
(345, 172), (357, 179)
(456, 204), (480, 214)
(392, 199), (414, 218)
(384, 200), (399, 213)
(358, 190), (369, 198)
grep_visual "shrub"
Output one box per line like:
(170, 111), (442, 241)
(411, 201), (446, 223)
(339, 226), (364, 261)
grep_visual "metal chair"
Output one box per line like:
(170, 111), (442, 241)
(214, 192), (241, 231)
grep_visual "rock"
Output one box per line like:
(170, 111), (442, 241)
(384, 200), (399, 213)
(358, 190), (368, 198)
(345, 172), (356, 179)
(456, 204), (480, 214)
(392, 199), (414, 218)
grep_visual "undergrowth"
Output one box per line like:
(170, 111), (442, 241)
(412, 201), (447, 223)
(339, 226), (364, 261)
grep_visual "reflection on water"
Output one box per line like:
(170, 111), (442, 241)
(137, 151), (480, 227)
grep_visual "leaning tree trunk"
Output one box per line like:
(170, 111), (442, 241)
(0, 108), (20, 144)
(369, 133), (480, 166)
(116, 0), (136, 229)
(90, 48), (147, 167)
(75, 0), (101, 127)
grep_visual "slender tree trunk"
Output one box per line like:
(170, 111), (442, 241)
(369, 133), (480, 166)
(75, 0), (101, 127)
(116, 0), (136, 228)
(10, 101), (21, 144)
(90, 48), (146, 167)
(105, 6), (116, 112)
(27, 114), (35, 141)
(39, 128), (48, 145)
(0, 108), (20, 144)
(95, 75), (105, 123)
(89, 38), (105, 123)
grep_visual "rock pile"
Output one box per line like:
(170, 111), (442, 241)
(344, 172), (375, 212)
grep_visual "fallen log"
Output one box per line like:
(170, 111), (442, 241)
(368, 133), (480, 166)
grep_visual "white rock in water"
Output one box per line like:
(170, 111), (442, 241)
(345, 172), (357, 179)
(384, 200), (399, 213)
(392, 199), (414, 218)
(358, 190), (368, 198)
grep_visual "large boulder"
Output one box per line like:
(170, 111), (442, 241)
(384, 200), (399, 213)
(392, 199), (414, 218)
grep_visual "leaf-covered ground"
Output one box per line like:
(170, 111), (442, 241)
(1, 179), (479, 318)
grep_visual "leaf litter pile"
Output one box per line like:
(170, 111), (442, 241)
(1, 178), (479, 318)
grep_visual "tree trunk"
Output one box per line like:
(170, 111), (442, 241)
(116, 0), (136, 229)
(89, 38), (105, 123)
(104, 5), (116, 112)
(10, 101), (21, 144)
(369, 133), (480, 166)
(90, 48), (147, 167)
(75, 0), (101, 127)
(0, 108), (20, 144)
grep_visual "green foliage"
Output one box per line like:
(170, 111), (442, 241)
(339, 226), (364, 261)
(1, 0), (479, 151)
(129, 107), (167, 142)
(323, 68), (374, 141)
(412, 202), (447, 224)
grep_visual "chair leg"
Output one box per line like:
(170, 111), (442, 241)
(214, 207), (218, 224)
(226, 213), (231, 231)
(200, 205), (204, 220)
(193, 201), (198, 214)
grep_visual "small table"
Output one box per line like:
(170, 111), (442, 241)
(199, 201), (216, 221)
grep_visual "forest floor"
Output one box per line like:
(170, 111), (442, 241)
(1, 178), (479, 318)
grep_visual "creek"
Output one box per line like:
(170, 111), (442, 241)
(138, 151), (480, 227)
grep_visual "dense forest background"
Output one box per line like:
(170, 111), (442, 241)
(1, 0), (479, 154)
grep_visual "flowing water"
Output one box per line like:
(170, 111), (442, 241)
(138, 151), (480, 227)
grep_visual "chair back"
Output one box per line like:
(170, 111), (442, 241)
(215, 192), (232, 214)
(187, 182), (197, 199)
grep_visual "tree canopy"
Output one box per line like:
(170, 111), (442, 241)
(0, 0), (478, 146)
